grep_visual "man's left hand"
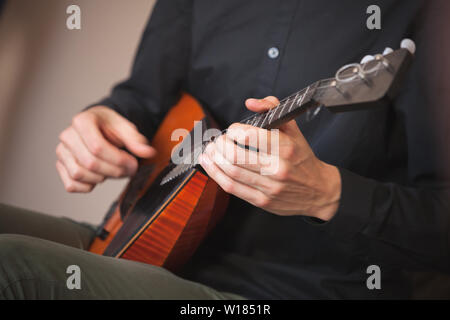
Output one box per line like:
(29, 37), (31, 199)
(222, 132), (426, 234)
(199, 96), (341, 221)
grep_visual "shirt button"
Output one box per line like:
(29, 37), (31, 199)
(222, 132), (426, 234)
(267, 47), (279, 59)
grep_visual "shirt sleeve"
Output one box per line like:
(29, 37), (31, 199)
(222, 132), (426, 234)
(88, 0), (193, 140)
(308, 168), (450, 272)
(306, 3), (450, 273)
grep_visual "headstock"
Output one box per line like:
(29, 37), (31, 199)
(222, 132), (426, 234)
(240, 40), (416, 131)
(315, 40), (415, 112)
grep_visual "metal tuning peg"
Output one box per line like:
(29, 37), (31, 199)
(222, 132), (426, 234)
(330, 79), (350, 99)
(335, 62), (372, 91)
(353, 65), (372, 87)
(383, 47), (393, 55)
(400, 39), (416, 55)
(361, 55), (375, 64)
(374, 53), (395, 73)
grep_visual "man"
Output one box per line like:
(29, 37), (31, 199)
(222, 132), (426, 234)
(0, 0), (449, 299)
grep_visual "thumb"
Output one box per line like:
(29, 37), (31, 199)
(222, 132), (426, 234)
(106, 116), (156, 159)
(245, 96), (280, 113)
(246, 96), (302, 136)
(278, 120), (312, 154)
(279, 119), (302, 137)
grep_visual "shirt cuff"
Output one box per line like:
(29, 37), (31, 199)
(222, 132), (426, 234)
(304, 167), (377, 240)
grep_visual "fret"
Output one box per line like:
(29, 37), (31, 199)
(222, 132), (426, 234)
(268, 104), (280, 123)
(254, 114), (263, 127)
(273, 101), (287, 122)
(297, 85), (309, 108)
(254, 114), (262, 126)
(260, 110), (271, 128)
(271, 103), (283, 124)
(288, 92), (299, 113)
(251, 115), (259, 127)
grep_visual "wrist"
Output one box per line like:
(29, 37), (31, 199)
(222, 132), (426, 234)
(311, 163), (342, 221)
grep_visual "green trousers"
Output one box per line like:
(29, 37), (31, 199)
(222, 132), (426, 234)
(0, 203), (244, 300)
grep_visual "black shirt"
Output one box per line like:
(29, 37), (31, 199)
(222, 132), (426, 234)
(94, 0), (450, 299)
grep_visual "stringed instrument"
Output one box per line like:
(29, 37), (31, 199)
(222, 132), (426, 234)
(89, 45), (414, 271)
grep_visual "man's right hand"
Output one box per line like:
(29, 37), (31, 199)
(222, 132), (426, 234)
(56, 106), (156, 193)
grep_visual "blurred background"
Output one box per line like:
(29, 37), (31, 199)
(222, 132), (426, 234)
(0, 0), (156, 224)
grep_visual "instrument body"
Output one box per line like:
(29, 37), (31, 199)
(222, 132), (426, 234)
(89, 94), (228, 271)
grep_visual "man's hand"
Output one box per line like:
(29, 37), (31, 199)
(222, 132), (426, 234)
(56, 106), (156, 193)
(199, 96), (341, 221)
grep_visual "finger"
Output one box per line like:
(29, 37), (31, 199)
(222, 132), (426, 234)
(209, 138), (274, 173)
(214, 130), (303, 176)
(60, 128), (131, 178)
(227, 121), (305, 158)
(268, 115), (309, 152)
(228, 122), (310, 170)
(227, 123), (268, 152)
(56, 143), (105, 184)
(56, 160), (94, 193)
(105, 116), (156, 159)
(210, 144), (276, 193)
(198, 153), (269, 208)
(245, 96), (280, 113)
(278, 119), (303, 137)
(72, 113), (140, 172)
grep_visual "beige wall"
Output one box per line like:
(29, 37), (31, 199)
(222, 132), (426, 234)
(0, 0), (156, 224)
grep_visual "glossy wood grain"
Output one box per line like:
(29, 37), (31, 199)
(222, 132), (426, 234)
(89, 93), (229, 271)
(90, 93), (206, 254)
(120, 171), (209, 267)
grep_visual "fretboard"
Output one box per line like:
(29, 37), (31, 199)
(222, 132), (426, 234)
(241, 81), (321, 129)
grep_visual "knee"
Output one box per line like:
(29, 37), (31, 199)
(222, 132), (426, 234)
(0, 234), (36, 259)
(0, 235), (39, 276)
(0, 233), (29, 253)
(0, 235), (83, 299)
(0, 235), (61, 299)
(0, 235), (37, 294)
